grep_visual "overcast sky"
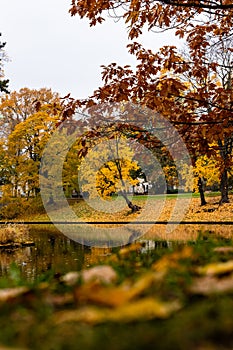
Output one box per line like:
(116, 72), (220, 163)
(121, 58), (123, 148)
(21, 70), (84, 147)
(1, 0), (180, 99)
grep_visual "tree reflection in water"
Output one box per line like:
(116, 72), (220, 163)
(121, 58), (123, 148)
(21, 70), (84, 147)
(0, 228), (182, 282)
(0, 228), (112, 281)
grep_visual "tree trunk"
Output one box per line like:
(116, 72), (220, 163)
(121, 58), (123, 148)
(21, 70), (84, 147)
(47, 194), (55, 205)
(198, 177), (207, 206)
(220, 168), (229, 204)
(119, 190), (141, 212)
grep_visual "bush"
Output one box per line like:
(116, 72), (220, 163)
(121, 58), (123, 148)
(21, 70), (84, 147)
(0, 224), (30, 244)
(25, 196), (46, 215)
(0, 196), (46, 220)
(0, 199), (26, 219)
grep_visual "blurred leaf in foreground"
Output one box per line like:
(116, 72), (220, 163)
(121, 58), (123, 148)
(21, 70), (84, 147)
(197, 260), (233, 276)
(152, 246), (194, 273)
(213, 247), (233, 254)
(61, 265), (118, 286)
(189, 275), (233, 295)
(55, 297), (182, 325)
(74, 271), (164, 307)
(0, 286), (29, 302)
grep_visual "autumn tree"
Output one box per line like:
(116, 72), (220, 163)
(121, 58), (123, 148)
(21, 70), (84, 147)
(60, 101), (190, 207)
(0, 88), (61, 137)
(62, 145), (81, 198)
(79, 132), (140, 208)
(181, 154), (221, 205)
(178, 37), (233, 203)
(72, 111), (144, 212)
(8, 110), (61, 196)
(210, 38), (233, 203)
(0, 88), (62, 197)
(67, 0), (233, 206)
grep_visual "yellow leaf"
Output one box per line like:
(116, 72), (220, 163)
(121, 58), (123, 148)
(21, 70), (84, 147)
(152, 246), (194, 273)
(74, 272), (164, 307)
(55, 297), (182, 325)
(197, 260), (233, 275)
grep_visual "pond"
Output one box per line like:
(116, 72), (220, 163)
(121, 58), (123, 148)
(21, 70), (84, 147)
(0, 228), (112, 281)
(0, 227), (179, 281)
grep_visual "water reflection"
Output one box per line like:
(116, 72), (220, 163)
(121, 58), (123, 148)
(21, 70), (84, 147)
(139, 239), (174, 253)
(0, 229), (112, 281)
(0, 228), (183, 282)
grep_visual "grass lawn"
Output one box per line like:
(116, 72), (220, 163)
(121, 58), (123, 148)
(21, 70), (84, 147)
(11, 192), (233, 242)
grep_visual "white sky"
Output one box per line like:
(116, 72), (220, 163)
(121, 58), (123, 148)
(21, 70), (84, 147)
(0, 0), (181, 99)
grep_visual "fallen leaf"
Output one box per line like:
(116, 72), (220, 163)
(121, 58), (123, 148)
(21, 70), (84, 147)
(213, 247), (233, 254)
(44, 293), (74, 306)
(152, 246), (194, 273)
(0, 287), (29, 302)
(61, 265), (118, 286)
(55, 297), (181, 325)
(189, 275), (233, 295)
(197, 260), (233, 276)
(61, 271), (79, 286)
(74, 271), (164, 307)
(82, 265), (118, 284)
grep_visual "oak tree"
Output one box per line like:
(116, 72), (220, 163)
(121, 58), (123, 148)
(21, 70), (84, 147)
(68, 0), (233, 204)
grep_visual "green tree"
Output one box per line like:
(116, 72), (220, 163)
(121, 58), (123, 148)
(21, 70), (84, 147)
(0, 33), (9, 94)
(62, 140), (82, 197)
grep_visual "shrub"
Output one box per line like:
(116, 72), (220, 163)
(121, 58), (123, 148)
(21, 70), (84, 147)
(0, 199), (27, 219)
(0, 196), (46, 220)
(0, 224), (30, 244)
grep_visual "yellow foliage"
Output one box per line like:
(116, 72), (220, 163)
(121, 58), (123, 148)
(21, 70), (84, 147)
(197, 260), (233, 276)
(179, 163), (194, 191)
(0, 88), (62, 197)
(180, 155), (220, 192)
(193, 155), (220, 192)
(79, 135), (139, 199)
(54, 297), (181, 324)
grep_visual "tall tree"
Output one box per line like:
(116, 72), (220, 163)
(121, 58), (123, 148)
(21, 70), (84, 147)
(79, 132), (140, 210)
(67, 0), (233, 205)
(0, 88), (62, 197)
(7, 110), (61, 196)
(68, 0), (233, 202)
